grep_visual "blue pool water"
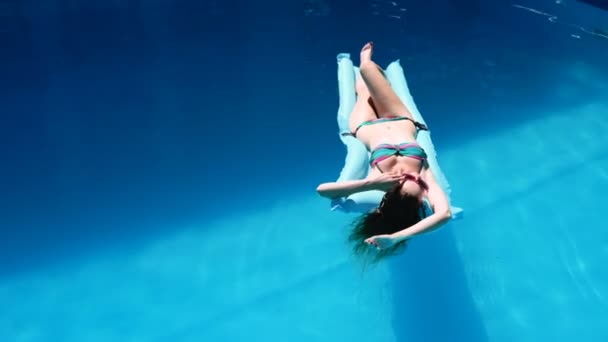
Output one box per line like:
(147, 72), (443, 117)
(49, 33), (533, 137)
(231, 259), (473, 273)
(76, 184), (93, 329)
(1, 1), (608, 341)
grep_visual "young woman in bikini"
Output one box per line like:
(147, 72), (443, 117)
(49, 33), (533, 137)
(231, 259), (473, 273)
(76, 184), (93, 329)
(316, 42), (452, 263)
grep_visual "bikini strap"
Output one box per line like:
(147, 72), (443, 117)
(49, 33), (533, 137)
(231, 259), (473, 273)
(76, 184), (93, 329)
(404, 117), (429, 131)
(419, 158), (427, 172)
(342, 118), (427, 138)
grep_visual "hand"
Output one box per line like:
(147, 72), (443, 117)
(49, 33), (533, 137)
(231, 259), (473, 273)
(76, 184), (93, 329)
(365, 234), (398, 250)
(369, 172), (407, 191)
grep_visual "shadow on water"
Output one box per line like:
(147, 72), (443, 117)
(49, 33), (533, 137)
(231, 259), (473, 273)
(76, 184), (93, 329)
(388, 227), (489, 342)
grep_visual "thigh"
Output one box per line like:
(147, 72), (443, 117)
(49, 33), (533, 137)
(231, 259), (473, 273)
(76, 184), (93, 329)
(348, 96), (377, 135)
(360, 62), (414, 120)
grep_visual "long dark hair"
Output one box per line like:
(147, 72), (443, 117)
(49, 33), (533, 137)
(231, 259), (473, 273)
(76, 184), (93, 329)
(348, 185), (424, 265)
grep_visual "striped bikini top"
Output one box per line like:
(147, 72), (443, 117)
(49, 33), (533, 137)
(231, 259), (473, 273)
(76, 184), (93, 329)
(370, 142), (427, 171)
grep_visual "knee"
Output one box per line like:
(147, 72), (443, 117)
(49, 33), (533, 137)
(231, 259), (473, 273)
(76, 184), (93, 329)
(359, 61), (385, 80)
(359, 61), (376, 75)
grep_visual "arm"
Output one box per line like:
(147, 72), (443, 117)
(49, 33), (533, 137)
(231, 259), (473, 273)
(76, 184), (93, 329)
(316, 179), (374, 199)
(392, 169), (452, 242)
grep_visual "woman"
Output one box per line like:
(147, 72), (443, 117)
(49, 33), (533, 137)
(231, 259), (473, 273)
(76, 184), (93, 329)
(316, 42), (452, 262)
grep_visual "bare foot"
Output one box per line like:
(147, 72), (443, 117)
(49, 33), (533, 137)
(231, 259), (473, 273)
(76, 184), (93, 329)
(360, 42), (374, 64)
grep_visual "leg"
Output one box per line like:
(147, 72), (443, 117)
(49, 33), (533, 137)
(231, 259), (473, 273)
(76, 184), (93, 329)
(359, 42), (415, 122)
(348, 75), (377, 136)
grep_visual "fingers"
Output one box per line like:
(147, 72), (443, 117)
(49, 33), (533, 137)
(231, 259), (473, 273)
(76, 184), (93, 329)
(365, 237), (382, 250)
(389, 172), (408, 178)
(386, 173), (404, 182)
(390, 174), (407, 184)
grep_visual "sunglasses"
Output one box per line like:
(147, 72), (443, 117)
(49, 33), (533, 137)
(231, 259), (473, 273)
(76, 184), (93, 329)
(401, 173), (429, 191)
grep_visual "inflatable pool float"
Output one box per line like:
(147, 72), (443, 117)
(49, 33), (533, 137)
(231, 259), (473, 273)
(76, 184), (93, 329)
(329, 53), (463, 219)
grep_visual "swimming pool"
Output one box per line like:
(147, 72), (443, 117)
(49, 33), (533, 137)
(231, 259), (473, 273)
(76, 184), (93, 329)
(1, 1), (607, 341)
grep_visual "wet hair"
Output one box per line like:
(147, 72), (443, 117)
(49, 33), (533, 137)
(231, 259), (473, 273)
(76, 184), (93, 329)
(348, 185), (423, 265)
